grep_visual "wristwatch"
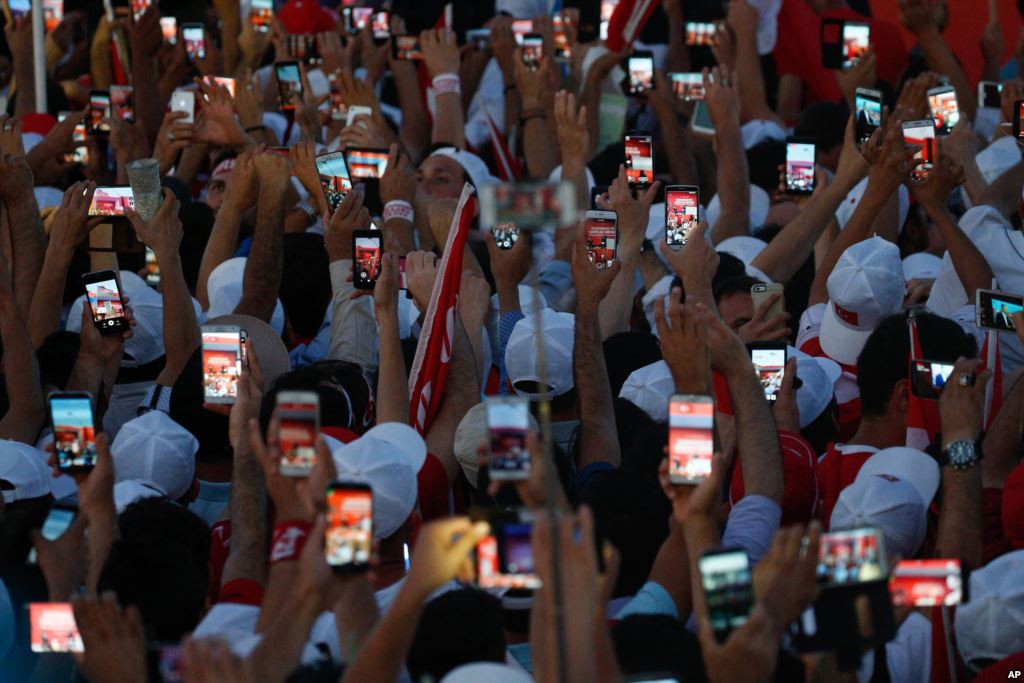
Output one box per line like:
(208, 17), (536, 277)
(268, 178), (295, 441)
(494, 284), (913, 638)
(940, 439), (983, 471)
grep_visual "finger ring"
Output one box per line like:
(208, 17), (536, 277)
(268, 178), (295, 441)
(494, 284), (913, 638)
(168, 131), (175, 142)
(958, 373), (975, 387)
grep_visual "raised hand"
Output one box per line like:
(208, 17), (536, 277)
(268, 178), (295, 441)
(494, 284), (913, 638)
(48, 182), (100, 254)
(125, 188), (183, 260)
(153, 111), (197, 175)
(72, 592), (148, 683)
(654, 287), (711, 393)
(323, 189), (371, 262)
(571, 219), (622, 310)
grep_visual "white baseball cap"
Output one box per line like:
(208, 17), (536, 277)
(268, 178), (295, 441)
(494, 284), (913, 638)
(0, 441), (51, 504)
(441, 662), (534, 683)
(203, 315), (292, 389)
(429, 147), (498, 191)
(705, 185), (771, 237)
(836, 177), (910, 234)
(618, 360), (674, 422)
(975, 135), (1021, 185)
(505, 310), (576, 400)
(792, 347), (841, 428)
(453, 402), (538, 488)
(740, 119), (786, 149)
(111, 411), (198, 500)
(830, 447), (939, 558)
(323, 422), (426, 539)
(954, 549), (1024, 667)
(819, 237), (905, 366)
(112, 479), (166, 513)
(902, 252), (943, 282)
(206, 258), (286, 336)
(716, 235), (768, 266)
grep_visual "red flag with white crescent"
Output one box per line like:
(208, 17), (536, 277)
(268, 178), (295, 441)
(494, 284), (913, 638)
(407, 184), (476, 434)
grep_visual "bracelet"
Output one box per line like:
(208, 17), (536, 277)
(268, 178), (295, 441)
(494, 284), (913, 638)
(383, 199), (414, 223)
(503, 83), (517, 95)
(432, 73), (461, 95)
(244, 125), (267, 133)
(519, 107), (545, 125)
(269, 520), (313, 564)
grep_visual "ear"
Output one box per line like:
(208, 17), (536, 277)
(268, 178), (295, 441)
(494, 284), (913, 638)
(893, 378), (911, 414)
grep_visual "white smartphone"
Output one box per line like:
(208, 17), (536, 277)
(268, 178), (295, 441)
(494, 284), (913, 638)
(170, 89), (195, 124)
(346, 105), (373, 128)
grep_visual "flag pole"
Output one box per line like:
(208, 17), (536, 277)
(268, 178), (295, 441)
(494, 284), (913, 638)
(32, 0), (47, 113)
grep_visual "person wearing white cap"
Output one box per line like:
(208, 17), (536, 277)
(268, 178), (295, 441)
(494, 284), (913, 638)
(954, 549), (1024, 672)
(111, 411), (199, 503)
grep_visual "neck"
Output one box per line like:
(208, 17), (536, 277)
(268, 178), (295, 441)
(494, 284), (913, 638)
(848, 414), (906, 450)
(372, 555), (408, 591)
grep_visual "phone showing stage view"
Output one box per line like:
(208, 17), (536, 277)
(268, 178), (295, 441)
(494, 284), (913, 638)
(276, 391), (319, 477)
(201, 325), (243, 404)
(668, 394), (714, 484)
(487, 396), (530, 480)
(315, 151), (352, 211)
(82, 269), (129, 334)
(48, 393), (97, 472)
(748, 342), (786, 403)
(325, 482), (373, 572)
(699, 548), (753, 642)
(352, 230), (382, 290)
(785, 137), (816, 194)
(665, 185), (699, 249)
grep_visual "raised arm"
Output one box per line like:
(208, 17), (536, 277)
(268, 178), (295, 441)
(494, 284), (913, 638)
(0, 255), (44, 443)
(128, 6), (165, 144)
(899, 0), (977, 123)
(234, 153), (291, 322)
(644, 72), (699, 187)
(424, 316), (481, 485)
(516, 51), (558, 180)
(421, 29), (466, 148)
(703, 66), (750, 243)
(0, 152), (46, 319)
(371, 254), (409, 425)
(727, 0), (784, 126)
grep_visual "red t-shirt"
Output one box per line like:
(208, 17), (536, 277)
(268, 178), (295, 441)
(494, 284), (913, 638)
(774, 0), (908, 105)
(417, 452), (453, 521)
(730, 430), (821, 524)
(819, 441), (878, 527)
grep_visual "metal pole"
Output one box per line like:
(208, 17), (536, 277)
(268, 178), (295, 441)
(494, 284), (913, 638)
(32, 0), (46, 113)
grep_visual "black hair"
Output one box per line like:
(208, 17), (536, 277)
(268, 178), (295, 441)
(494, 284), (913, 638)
(118, 498), (210, 585)
(620, 419), (669, 479)
(280, 234), (332, 340)
(37, 332), (81, 391)
(794, 101), (849, 154)
(603, 332), (663, 397)
(800, 397), (840, 454)
(170, 349), (232, 464)
(285, 663), (346, 683)
(746, 139), (786, 195)
(611, 614), (708, 683)
(712, 252), (747, 289)
(0, 494), (53, 568)
(713, 275), (763, 305)
(857, 312), (977, 417)
(260, 361), (368, 433)
(97, 537), (207, 642)
(406, 587), (506, 682)
(614, 398), (658, 462)
(177, 201), (215, 296)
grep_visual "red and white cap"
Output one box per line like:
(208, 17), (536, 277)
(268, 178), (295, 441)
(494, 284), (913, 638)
(819, 237), (905, 366)
(0, 441), (51, 504)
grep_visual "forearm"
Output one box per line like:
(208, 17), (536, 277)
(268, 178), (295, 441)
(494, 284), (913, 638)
(27, 247), (74, 348)
(256, 562), (301, 632)
(384, 217), (415, 255)
(235, 184), (286, 322)
(197, 200), (247, 309)
(647, 519), (693, 618)
(573, 305), (621, 469)
(247, 591), (321, 683)
(582, 75), (603, 159)
(709, 121), (750, 243)
(327, 261), (380, 371)
(0, 305), (44, 442)
(727, 367), (784, 503)
(341, 583), (426, 683)
(597, 257), (639, 339)
(935, 468), (983, 569)
(664, 9), (688, 73)
(735, 31), (779, 124)
(425, 318), (479, 484)
(924, 205), (993, 300)
(12, 49), (37, 118)
(523, 115), (556, 180)
(221, 444), (267, 587)
(132, 56), (163, 144)
(7, 196), (47, 319)
(67, 355), (107, 397)
(85, 509), (118, 595)
(916, 28), (977, 123)
(156, 251), (201, 387)
(221, 19), (243, 76)
(373, 306), (409, 425)
(655, 108), (699, 186)
(432, 92), (466, 148)
(173, 142), (209, 190)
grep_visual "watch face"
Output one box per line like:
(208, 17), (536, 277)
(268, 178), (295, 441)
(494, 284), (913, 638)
(948, 440), (978, 470)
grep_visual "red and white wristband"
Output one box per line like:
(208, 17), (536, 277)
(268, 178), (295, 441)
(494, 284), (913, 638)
(269, 520), (313, 565)
(432, 73), (461, 96)
(383, 200), (414, 224)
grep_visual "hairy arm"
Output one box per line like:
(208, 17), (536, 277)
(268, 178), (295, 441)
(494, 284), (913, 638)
(196, 154), (256, 309)
(0, 258), (44, 443)
(573, 302), (621, 470)
(234, 156), (289, 322)
(424, 318), (479, 485)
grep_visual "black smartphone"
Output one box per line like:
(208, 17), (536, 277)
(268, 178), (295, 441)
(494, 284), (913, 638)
(325, 481), (373, 573)
(817, 527), (887, 587)
(976, 288), (1024, 332)
(486, 396), (530, 480)
(491, 223), (519, 250)
(821, 19), (868, 70)
(473, 509), (541, 590)
(665, 185), (699, 249)
(854, 87), (882, 143)
(315, 151), (352, 210)
(88, 89), (111, 135)
(748, 342), (787, 402)
(909, 359), (955, 400)
(274, 60), (303, 113)
(82, 270), (129, 335)
(48, 392), (97, 472)
(1015, 100), (1024, 144)
(699, 548), (753, 642)
(249, 0), (272, 34)
(624, 131), (654, 190)
(182, 22), (205, 61)
(626, 50), (655, 97)
(978, 81), (1002, 109)
(392, 34), (423, 61)
(276, 391), (320, 477)
(785, 137), (816, 194)
(352, 230), (382, 289)
(371, 11), (390, 43)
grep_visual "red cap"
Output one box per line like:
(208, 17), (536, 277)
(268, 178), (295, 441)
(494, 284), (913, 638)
(1002, 463), (1024, 549)
(972, 652), (1024, 683)
(20, 113), (57, 137)
(730, 431), (820, 524)
(321, 426), (359, 444)
(278, 0), (335, 35)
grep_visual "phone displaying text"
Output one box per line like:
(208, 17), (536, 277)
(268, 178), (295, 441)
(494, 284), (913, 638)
(665, 186), (699, 247)
(624, 134), (654, 188)
(585, 213), (618, 269)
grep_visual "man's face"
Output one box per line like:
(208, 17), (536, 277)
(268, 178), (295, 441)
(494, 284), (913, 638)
(418, 156), (464, 200)
(206, 177), (228, 212)
(719, 291), (755, 331)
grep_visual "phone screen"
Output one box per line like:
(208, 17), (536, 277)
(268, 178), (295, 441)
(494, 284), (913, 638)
(353, 234), (382, 288)
(326, 485), (373, 570)
(1016, 101), (1024, 143)
(685, 21), (715, 46)
(669, 72), (704, 101)
(599, 0), (617, 40)
(627, 55), (654, 96)
(346, 149), (390, 179)
(393, 35), (423, 60)
(288, 34), (318, 64)
(692, 100), (714, 133)
(624, 134), (654, 188)
(88, 186), (135, 216)
(977, 290), (1024, 331)
(42, 0), (62, 31)
(159, 645), (183, 682)
(40, 507), (75, 541)
(277, 395), (319, 476)
(160, 16), (177, 43)
(928, 88), (960, 135)
(491, 223), (519, 250)
(250, 0), (272, 33)
(110, 85), (134, 122)
(476, 521), (540, 589)
(889, 559), (962, 607)
(183, 25), (205, 61)
(480, 182), (576, 231)
(910, 360), (955, 400)
(855, 90), (881, 142)
(84, 276), (126, 331)
(467, 28), (491, 49)
(699, 550), (752, 640)
(553, 15), (570, 59)
(665, 187), (699, 247)
(487, 397), (530, 479)
(371, 11), (390, 40)
(817, 527), (886, 586)
(49, 396), (96, 470)
(585, 213), (618, 269)
(511, 19), (534, 42)
(30, 603), (82, 653)
(276, 62), (303, 111)
(206, 76), (236, 98)
(841, 21), (869, 69)
(201, 329), (242, 402)
(130, 0), (149, 21)
(902, 121), (935, 181)
(668, 396), (714, 483)
(60, 112), (87, 164)
(89, 92), (111, 134)
(315, 152), (352, 210)
(785, 140), (816, 193)
(522, 35), (543, 69)
(980, 81), (1002, 109)
(750, 346), (786, 402)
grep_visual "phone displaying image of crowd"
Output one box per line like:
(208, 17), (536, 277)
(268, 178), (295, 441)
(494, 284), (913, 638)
(85, 278), (124, 322)
(756, 361), (784, 397)
(278, 417), (316, 472)
(354, 237), (382, 284)
(202, 333), (242, 399)
(30, 603), (83, 653)
(817, 528), (884, 586)
(585, 218), (617, 269)
(666, 199), (698, 246)
(476, 523), (540, 590)
(326, 489), (372, 567)
(701, 553), (753, 634)
(51, 397), (97, 469)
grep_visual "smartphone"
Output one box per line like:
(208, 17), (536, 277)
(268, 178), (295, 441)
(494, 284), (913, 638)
(110, 84), (134, 122)
(927, 85), (960, 136)
(668, 72), (704, 101)
(42, 0), (62, 32)
(902, 119), (935, 182)
(750, 283), (785, 320)
(324, 481), (374, 572)
(665, 185), (699, 249)
(160, 16), (177, 44)
(491, 223), (520, 250)
(486, 396), (530, 480)
(479, 181), (577, 231)
(909, 359), (955, 400)
(159, 645), (184, 682)
(249, 0), (272, 34)
(817, 527), (887, 586)
(276, 391), (319, 477)
(466, 28), (491, 49)
(288, 34), (319, 65)
(353, 230), (382, 290)
(626, 51), (655, 97)
(82, 269), (129, 336)
(978, 81), (1002, 109)
(88, 89), (111, 135)
(182, 23), (205, 61)
(785, 137), (816, 194)
(345, 148), (390, 180)
(170, 89), (195, 124)
(748, 342), (786, 403)
(88, 186), (134, 217)
(201, 325), (243, 404)
(275, 61), (303, 113)
(29, 603), (82, 653)
(48, 393), (97, 472)
(346, 105), (373, 128)
(590, 185), (608, 210)
(328, 72), (347, 121)
(553, 14), (571, 60)
(315, 151), (352, 211)
(511, 19), (534, 43)
(691, 100), (715, 135)
(854, 87), (882, 143)
(392, 34), (423, 61)
(685, 21), (715, 46)
(584, 210), (618, 269)
(667, 394), (714, 485)
(342, 6), (373, 35)
(27, 503), (77, 564)
(205, 75), (236, 99)
(522, 33), (543, 71)
(976, 288), (1024, 332)
(474, 510), (541, 589)
(624, 132), (654, 189)
(130, 0), (149, 21)
(145, 247), (160, 287)
(58, 111), (88, 165)
(5, 0), (30, 20)
(1015, 100), (1024, 144)
(371, 11), (390, 42)
(889, 559), (963, 607)
(841, 21), (869, 69)
(699, 548), (753, 642)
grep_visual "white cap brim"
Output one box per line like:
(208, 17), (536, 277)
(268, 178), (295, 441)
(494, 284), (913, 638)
(818, 301), (872, 366)
(856, 447), (939, 506)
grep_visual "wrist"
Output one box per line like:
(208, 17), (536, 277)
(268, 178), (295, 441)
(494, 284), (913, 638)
(941, 428), (981, 450)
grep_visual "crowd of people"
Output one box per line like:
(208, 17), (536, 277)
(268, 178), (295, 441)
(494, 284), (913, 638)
(1, 0), (1024, 681)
